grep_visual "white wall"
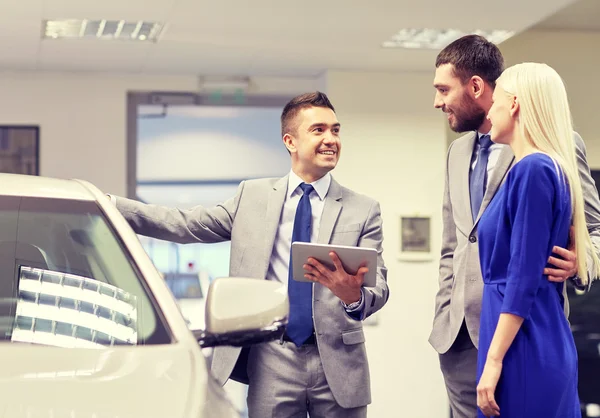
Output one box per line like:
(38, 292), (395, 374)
(0, 72), (319, 196)
(500, 30), (600, 167)
(326, 70), (448, 417)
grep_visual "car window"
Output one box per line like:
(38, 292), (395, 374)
(0, 196), (172, 347)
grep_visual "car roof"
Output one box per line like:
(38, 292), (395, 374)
(0, 173), (95, 201)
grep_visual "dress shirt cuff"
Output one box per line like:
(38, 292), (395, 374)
(342, 289), (363, 310)
(342, 289), (365, 320)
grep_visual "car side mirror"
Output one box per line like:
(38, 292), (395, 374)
(194, 277), (288, 348)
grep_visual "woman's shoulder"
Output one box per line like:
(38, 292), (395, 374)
(508, 152), (563, 189)
(512, 152), (560, 175)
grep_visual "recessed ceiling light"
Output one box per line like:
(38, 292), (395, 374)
(42, 19), (163, 42)
(382, 29), (515, 50)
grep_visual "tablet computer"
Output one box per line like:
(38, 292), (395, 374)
(290, 242), (378, 287)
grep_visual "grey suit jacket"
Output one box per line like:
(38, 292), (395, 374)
(115, 175), (389, 409)
(429, 132), (600, 354)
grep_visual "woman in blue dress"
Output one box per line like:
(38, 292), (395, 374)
(476, 62), (600, 417)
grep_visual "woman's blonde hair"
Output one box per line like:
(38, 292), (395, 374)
(496, 62), (600, 286)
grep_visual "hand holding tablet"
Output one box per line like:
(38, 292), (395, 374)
(291, 242), (378, 287)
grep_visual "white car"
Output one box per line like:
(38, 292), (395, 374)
(0, 173), (288, 418)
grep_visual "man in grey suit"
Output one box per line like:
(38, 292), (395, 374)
(429, 35), (600, 418)
(111, 92), (389, 418)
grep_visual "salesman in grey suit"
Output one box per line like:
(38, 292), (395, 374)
(110, 92), (388, 418)
(429, 35), (600, 418)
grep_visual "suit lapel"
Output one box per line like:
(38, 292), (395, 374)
(460, 133), (478, 228)
(262, 176), (288, 265)
(474, 145), (515, 225)
(317, 178), (342, 244)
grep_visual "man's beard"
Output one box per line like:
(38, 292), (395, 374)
(448, 94), (487, 133)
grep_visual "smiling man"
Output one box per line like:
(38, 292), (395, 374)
(110, 91), (389, 418)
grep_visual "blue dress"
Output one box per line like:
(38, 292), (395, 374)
(477, 153), (581, 417)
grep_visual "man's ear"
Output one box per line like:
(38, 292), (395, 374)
(283, 133), (296, 153)
(471, 76), (485, 99)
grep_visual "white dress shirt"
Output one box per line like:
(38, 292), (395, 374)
(266, 170), (331, 286)
(471, 131), (507, 187)
(266, 170), (364, 315)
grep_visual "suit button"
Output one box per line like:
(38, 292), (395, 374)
(469, 235), (477, 243)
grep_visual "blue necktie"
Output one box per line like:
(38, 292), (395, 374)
(286, 183), (315, 346)
(469, 134), (493, 222)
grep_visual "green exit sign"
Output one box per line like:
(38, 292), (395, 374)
(207, 88), (247, 105)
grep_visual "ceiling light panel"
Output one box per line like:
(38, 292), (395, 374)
(382, 29), (515, 50)
(43, 19), (163, 42)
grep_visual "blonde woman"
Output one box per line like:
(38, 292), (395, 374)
(475, 62), (600, 418)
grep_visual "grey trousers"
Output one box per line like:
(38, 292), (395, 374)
(439, 322), (478, 418)
(246, 340), (367, 418)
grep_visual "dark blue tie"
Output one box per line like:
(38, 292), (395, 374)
(469, 134), (493, 222)
(286, 183), (315, 346)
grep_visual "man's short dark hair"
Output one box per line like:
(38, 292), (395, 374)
(435, 34), (504, 87)
(281, 91), (335, 137)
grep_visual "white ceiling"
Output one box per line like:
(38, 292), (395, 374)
(0, 0), (592, 77)
(533, 0), (600, 31)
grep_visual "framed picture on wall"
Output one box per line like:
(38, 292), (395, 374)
(0, 126), (39, 176)
(398, 214), (433, 261)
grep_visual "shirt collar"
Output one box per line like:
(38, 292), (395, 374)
(288, 170), (331, 201)
(476, 130), (502, 149)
